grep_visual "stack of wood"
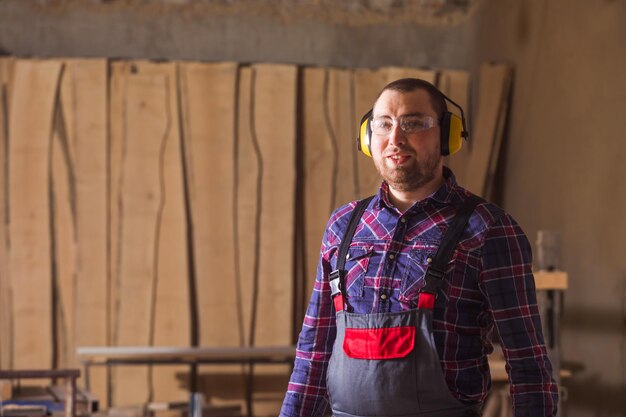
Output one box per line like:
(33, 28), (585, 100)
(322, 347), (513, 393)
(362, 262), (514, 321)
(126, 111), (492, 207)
(0, 58), (512, 416)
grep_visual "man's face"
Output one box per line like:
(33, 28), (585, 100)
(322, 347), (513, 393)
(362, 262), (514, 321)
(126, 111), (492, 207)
(370, 88), (443, 192)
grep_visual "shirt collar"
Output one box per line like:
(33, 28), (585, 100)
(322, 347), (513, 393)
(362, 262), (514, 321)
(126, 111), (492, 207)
(375, 166), (459, 210)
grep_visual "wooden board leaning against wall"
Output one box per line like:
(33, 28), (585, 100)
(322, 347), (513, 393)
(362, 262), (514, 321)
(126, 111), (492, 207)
(140, 61), (190, 404)
(109, 60), (195, 407)
(109, 61), (172, 406)
(300, 67), (356, 314)
(9, 59), (63, 371)
(0, 57), (15, 371)
(463, 63), (512, 198)
(178, 61), (243, 407)
(235, 66), (257, 412)
(242, 63), (297, 415)
(51, 59), (109, 405)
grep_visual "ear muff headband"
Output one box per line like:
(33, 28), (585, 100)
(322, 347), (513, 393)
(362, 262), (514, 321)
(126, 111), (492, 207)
(356, 91), (469, 158)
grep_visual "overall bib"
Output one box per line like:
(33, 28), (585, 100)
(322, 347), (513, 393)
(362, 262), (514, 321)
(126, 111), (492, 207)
(326, 196), (481, 417)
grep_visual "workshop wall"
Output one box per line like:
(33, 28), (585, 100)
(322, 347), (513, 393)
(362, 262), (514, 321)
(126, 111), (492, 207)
(466, 2), (626, 416)
(0, 1), (625, 416)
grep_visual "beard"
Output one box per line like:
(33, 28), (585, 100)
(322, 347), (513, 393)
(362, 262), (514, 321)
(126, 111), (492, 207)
(373, 150), (442, 192)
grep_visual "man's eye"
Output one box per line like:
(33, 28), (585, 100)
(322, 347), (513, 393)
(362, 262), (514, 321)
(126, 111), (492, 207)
(373, 119), (392, 130)
(402, 118), (426, 131)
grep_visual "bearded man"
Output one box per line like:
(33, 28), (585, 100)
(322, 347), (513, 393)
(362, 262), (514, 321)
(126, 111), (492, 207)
(280, 78), (558, 417)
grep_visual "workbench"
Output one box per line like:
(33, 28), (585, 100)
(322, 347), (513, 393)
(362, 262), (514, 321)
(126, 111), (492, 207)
(77, 272), (568, 416)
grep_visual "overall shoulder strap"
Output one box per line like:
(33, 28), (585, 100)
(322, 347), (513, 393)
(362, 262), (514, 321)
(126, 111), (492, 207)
(329, 196), (374, 312)
(419, 195), (481, 308)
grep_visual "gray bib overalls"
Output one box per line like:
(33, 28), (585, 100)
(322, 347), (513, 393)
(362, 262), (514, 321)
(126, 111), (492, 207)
(326, 196), (482, 417)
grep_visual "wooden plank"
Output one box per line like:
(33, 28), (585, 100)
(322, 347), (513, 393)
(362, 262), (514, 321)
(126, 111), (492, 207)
(248, 63), (297, 416)
(111, 63), (169, 406)
(250, 63), (297, 347)
(298, 67), (359, 308)
(51, 65), (77, 371)
(236, 66), (257, 350)
(353, 67), (437, 198)
(353, 67), (437, 197)
(108, 60), (129, 408)
(437, 70), (470, 126)
(108, 61), (127, 407)
(353, 68), (389, 198)
(534, 271), (568, 290)
(77, 345), (295, 363)
(109, 63), (128, 386)
(77, 344), (296, 409)
(178, 61), (240, 348)
(463, 64), (511, 197)
(327, 69), (358, 212)
(58, 59), (109, 405)
(301, 67), (335, 300)
(234, 66), (258, 413)
(483, 67), (513, 200)
(8, 59), (63, 369)
(381, 67), (437, 84)
(237, 64), (298, 415)
(139, 62), (190, 403)
(178, 62), (243, 407)
(0, 57), (15, 370)
(437, 70), (471, 183)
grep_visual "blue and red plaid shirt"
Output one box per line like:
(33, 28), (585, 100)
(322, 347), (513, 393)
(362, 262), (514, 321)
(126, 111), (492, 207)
(281, 168), (558, 417)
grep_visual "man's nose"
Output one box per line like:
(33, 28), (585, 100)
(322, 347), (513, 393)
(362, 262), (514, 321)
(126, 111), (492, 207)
(388, 124), (406, 148)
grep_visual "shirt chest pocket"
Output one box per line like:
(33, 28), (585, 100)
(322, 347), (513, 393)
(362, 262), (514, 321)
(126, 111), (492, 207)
(342, 245), (373, 298)
(399, 250), (432, 303)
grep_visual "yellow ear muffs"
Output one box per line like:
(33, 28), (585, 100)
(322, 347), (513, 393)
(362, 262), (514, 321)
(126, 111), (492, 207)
(356, 96), (468, 157)
(439, 112), (464, 156)
(356, 109), (373, 157)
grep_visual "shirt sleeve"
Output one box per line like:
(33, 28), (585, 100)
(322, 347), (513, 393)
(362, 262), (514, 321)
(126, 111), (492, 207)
(478, 213), (559, 417)
(280, 220), (338, 417)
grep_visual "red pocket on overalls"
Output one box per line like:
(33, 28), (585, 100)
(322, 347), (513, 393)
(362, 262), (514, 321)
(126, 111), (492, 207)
(343, 326), (415, 359)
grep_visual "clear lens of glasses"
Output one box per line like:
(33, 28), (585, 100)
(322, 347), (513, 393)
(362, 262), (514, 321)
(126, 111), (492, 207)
(371, 115), (436, 135)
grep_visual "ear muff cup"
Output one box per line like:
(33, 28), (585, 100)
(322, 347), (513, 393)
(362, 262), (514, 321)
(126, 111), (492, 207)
(439, 112), (464, 156)
(356, 109), (373, 157)
(356, 110), (465, 157)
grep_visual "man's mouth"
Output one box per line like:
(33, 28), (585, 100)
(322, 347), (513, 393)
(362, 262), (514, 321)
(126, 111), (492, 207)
(386, 154), (411, 165)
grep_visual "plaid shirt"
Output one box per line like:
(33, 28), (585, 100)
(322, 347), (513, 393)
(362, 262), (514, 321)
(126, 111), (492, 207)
(280, 168), (558, 417)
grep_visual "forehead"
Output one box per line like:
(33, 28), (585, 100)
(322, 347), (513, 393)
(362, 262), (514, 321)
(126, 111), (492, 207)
(372, 89), (436, 118)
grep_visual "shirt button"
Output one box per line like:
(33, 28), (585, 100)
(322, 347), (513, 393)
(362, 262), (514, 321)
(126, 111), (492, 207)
(346, 254), (350, 259)
(400, 218), (406, 223)
(380, 293), (388, 300)
(427, 257), (433, 263)
(389, 254), (395, 260)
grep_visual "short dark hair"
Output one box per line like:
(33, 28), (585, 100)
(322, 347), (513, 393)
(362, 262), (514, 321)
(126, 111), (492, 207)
(375, 78), (448, 120)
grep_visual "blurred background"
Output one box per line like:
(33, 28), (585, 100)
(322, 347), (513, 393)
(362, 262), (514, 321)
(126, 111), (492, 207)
(0, 1), (624, 416)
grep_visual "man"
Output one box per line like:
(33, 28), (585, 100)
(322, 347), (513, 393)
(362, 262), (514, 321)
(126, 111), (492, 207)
(280, 78), (558, 417)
